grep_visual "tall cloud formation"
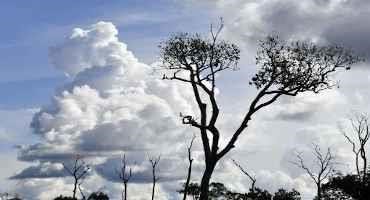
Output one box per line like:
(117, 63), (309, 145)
(14, 21), (198, 199)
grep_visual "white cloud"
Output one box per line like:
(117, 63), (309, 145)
(14, 21), (199, 199)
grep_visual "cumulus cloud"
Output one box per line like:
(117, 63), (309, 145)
(13, 21), (199, 199)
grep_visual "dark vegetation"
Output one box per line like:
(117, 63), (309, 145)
(3, 21), (366, 200)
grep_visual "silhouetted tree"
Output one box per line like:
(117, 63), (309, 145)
(149, 156), (160, 200)
(208, 182), (228, 199)
(322, 172), (370, 200)
(159, 19), (361, 200)
(63, 155), (90, 200)
(178, 182), (201, 200)
(87, 192), (109, 200)
(116, 154), (132, 200)
(245, 187), (272, 200)
(273, 188), (301, 200)
(293, 144), (336, 200)
(179, 182), (231, 200)
(232, 159), (256, 192)
(183, 136), (196, 200)
(78, 179), (86, 200)
(340, 112), (369, 183)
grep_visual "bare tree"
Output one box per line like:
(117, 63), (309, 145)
(231, 159), (256, 193)
(159, 19), (361, 200)
(78, 180), (86, 200)
(183, 136), (196, 200)
(63, 155), (90, 200)
(292, 144), (336, 200)
(340, 112), (370, 182)
(116, 154), (132, 200)
(149, 156), (160, 200)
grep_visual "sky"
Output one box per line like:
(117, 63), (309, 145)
(1, 0), (370, 199)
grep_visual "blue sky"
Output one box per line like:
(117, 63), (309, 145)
(0, 0), (213, 109)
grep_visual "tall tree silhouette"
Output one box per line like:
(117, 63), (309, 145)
(340, 112), (369, 182)
(292, 144), (336, 200)
(149, 156), (160, 200)
(183, 136), (196, 200)
(63, 155), (90, 200)
(159, 19), (361, 200)
(116, 154), (132, 200)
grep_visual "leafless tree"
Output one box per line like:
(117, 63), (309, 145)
(159, 18), (361, 200)
(231, 159), (256, 193)
(63, 155), (90, 200)
(292, 144), (336, 200)
(183, 136), (196, 200)
(340, 112), (370, 182)
(149, 156), (160, 200)
(116, 154), (132, 200)
(78, 180), (86, 200)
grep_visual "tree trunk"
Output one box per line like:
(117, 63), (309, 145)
(183, 160), (193, 200)
(199, 161), (216, 200)
(361, 149), (367, 181)
(151, 179), (156, 200)
(73, 179), (77, 199)
(124, 183), (127, 200)
(317, 184), (321, 200)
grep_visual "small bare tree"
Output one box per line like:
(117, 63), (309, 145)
(116, 154), (132, 200)
(340, 112), (369, 182)
(160, 19), (361, 200)
(63, 155), (90, 200)
(183, 136), (196, 200)
(149, 156), (161, 200)
(78, 180), (86, 200)
(292, 144), (336, 200)
(231, 159), (256, 193)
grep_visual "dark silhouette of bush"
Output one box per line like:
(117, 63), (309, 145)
(273, 188), (301, 200)
(322, 173), (370, 200)
(245, 187), (273, 200)
(53, 195), (76, 200)
(178, 181), (302, 200)
(87, 191), (109, 200)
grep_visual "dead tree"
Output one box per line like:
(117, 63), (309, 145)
(116, 154), (132, 200)
(159, 19), (361, 200)
(183, 136), (196, 200)
(149, 156), (160, 200)
(63, 155), (90, 200)
(78, 180), (86, 200)
(340, 112), (370, 182)
(292, 144), (336, 200)
(231, 159), (256, 193)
